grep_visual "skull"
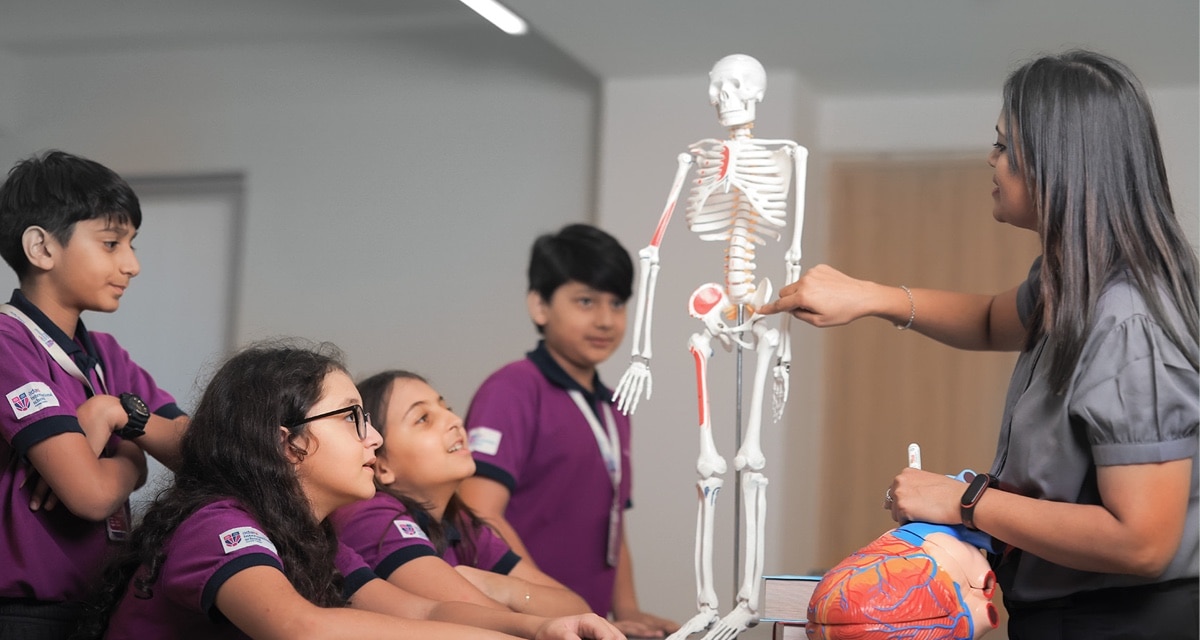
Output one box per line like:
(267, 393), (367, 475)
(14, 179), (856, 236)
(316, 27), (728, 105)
(708, 54), (766, 128)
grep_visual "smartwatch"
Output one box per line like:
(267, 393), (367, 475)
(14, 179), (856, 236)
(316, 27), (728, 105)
(960, 472), (998, 531)
(116, 393), (150, 440)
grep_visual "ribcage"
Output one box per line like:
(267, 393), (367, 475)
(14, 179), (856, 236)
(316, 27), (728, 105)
(685, 141), (791, 304)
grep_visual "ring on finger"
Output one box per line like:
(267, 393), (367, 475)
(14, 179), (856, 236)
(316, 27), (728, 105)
(885, 487), (894, 503)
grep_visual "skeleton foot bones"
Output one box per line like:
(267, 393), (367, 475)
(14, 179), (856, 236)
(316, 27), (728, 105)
(665, 608), (720, 640)
(699, 603), (758, 640)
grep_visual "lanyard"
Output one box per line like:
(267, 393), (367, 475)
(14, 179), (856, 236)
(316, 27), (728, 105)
(1, 303), (130, 540)
(568, 389), (622, 566)
(568, 389), (621, 485)
(0, 304), (108, 397)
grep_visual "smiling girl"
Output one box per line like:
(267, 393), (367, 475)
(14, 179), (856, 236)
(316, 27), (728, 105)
(331, 370), (592, 617)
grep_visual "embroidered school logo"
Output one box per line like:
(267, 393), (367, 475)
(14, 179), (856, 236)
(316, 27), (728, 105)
(218, 526), (279, 555)
(7, 382), (59, 420)
(468, 426), (502, 456)
(394, 519), (430, 541)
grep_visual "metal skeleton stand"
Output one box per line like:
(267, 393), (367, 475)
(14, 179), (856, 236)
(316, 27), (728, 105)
(729, 307), (739, 595)
(733, 307), (744, 601)
(613, 53), (808, 640)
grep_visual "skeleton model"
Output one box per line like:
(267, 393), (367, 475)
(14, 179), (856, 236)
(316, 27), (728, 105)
(613, 54), (807, 640)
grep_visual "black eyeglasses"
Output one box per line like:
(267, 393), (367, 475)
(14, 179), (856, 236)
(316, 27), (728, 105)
(286, 404), (371, 441)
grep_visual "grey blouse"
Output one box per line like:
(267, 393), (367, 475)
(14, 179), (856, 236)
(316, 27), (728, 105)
(992, 257), (1198, 602)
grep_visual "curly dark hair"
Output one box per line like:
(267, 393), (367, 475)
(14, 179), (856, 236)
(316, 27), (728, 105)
(75, 339), (351, 638)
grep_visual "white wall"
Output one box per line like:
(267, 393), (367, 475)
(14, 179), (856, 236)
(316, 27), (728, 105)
(0, 28), (600, 410)
(0, 52), (19, 158)
(1150, 88), (1200, 248)
(819, 92), (1001, 154)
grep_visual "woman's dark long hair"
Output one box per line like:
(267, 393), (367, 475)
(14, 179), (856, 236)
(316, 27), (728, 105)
(357, 370), (489, 564)
(76, 340), (351, 638)
(1004, 50), (1199, 391)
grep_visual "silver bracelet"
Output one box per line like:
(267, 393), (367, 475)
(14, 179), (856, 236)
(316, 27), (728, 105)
(894, 285), (915, 330)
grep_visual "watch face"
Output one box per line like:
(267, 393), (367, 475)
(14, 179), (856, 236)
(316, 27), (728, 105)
(119, 393), (150, 436)
(122, 393), (149, 416)
(962, 474), (990, 506)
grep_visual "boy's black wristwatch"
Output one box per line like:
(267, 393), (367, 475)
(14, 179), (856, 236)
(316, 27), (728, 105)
(960, 472), (999, 531)
(116, 393), (150, 440)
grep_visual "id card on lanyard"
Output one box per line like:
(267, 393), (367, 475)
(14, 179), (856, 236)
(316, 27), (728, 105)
(568, 389), (622, 567)
(0, 304), (129, 541)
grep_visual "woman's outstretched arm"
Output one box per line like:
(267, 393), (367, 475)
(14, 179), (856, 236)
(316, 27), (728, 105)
(758, 264), (1026, 352)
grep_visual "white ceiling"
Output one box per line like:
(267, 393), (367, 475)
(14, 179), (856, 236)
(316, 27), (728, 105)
(506, 0), (1199, 93)
(0, 0), (1196, 94)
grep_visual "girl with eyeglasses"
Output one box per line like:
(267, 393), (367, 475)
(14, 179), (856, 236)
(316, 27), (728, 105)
(330, 370), (592, 618)
(75, 340), (625, 640)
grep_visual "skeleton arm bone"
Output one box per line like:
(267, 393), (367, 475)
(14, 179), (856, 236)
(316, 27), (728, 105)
(782, 144), (807, 273)
(772, 144), (808, 420)
(614, 152), (695, 415)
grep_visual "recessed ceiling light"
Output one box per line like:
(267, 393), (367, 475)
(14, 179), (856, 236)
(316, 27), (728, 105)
(459, 0), (527, 36)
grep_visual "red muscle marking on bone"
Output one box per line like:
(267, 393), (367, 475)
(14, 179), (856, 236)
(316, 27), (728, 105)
(690, 346), (708, 426)
(718, 144), (730, 180)
(691, 285), (723, 316)
(651, 201), (674, 247)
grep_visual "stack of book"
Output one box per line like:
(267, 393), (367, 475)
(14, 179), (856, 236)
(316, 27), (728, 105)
(760, 574), (822, 639)
(772, 622), (806, 640)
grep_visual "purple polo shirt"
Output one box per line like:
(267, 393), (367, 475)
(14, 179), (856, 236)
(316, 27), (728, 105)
(331, 491), (519, 580)
(464, 341), (633, 615)
(104, 499), (375, 640)
(0, 290), (184, 602)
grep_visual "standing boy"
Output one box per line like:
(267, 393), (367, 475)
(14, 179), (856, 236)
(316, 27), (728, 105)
(0, 151), (188, 639)
(460, 223), (678, 638)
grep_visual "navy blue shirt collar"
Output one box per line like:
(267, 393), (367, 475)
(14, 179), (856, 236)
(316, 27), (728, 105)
(8, 289), (102, 371)
(526, 340), (613, 410)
